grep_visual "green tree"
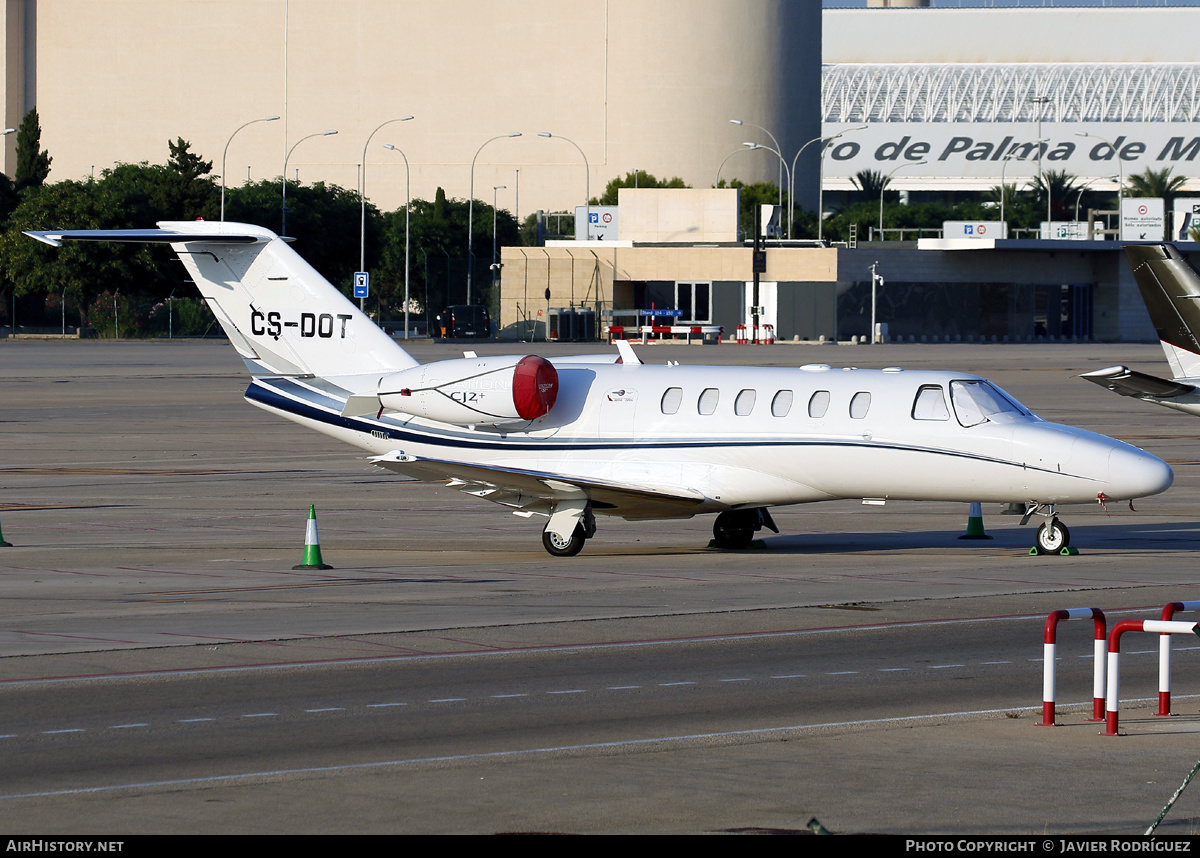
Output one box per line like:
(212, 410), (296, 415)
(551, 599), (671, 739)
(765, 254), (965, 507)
(14, 107), (51, 192)
(851, 169), (895, 205)
(1127, 167), (1187, 209)
(0, 179), (162, 326)
(225, 178), (375, 294)
(1028, 170), (1083, 222)
(591, 170), (689, 206)
(375, 189), (518, 319)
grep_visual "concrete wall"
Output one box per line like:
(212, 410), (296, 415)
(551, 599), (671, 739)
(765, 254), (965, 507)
(3, 0), (820, 215)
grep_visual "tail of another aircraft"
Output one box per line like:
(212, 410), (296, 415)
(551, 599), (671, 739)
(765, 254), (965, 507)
(1081, 244), (1200, 409)
(1126, 244), (1200, 380)
(25, 221), (418, 379)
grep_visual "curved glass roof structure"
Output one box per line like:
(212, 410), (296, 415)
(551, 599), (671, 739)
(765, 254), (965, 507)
(823, 63), (1200, 124)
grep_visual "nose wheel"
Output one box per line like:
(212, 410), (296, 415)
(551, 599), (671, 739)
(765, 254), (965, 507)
(1034, 518), (1071, 555)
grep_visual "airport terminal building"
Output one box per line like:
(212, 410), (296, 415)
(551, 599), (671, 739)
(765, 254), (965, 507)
(3, 2), (1199, 343)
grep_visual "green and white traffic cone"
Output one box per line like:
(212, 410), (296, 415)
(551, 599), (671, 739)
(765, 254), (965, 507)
(0, 510), (11, 547)
(958, 502), (992, 540)
(292, 504), (332, 569)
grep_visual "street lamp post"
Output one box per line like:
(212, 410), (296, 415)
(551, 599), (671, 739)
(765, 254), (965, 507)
(383, 143), (412, 340)
(221, 115), (279, 221)
(492, 185), (506, 293)
(360, 117), (413, 287)
(538, 132), (590, 239)
(1076, 132), (1124, 237)
(999, 140), (1047, 235)
(745, 143), (792, 237)
(468, 133), (522, 305)
(731, 120), (783, 209)
(789, 126), (866, 241)
(878, 160), (927, 240)
(282, 130), (337, 235)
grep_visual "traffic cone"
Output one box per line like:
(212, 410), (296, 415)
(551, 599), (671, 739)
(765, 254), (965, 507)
(958, 502), (992, 540)
(0, 510), (11, 547)
(292, 505), (332, 569)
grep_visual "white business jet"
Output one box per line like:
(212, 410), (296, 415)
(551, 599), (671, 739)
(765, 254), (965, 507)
(1083, 244), (1200, 417)
(27, 222), (1172, 556)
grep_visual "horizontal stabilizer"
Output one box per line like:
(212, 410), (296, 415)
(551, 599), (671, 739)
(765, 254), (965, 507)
(24, 226), (270, 247)
(1080, 365), (1196, 400)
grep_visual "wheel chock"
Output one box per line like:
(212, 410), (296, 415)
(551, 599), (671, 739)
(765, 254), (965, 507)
(1028, 545), (1080, 556)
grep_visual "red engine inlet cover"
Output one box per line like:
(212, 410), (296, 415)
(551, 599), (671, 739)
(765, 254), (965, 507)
(512, 355), (559, 421)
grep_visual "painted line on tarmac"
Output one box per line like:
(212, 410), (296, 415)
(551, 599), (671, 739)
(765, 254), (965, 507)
(5, 695), (1194, 802)
(0, 606), (1169, 688)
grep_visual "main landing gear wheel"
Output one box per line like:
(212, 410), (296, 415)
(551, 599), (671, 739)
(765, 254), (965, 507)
(542, 524), (587, 557)
(1034, 519), (1071, 555)
(712, 510), (759, 550)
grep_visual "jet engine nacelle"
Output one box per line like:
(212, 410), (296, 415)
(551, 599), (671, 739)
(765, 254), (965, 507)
(375, 354), (559, 428)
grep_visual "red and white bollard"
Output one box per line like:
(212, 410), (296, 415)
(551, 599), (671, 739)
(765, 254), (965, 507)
(1106, 619), (1200, 736)
(762, 324), (775, 345)
(1156, 601), (1200, 716)
(1041, 608), (1106, 726)
(735, 324), (747, 345)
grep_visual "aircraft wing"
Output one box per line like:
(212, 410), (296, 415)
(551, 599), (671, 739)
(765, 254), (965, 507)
(369, 450), (710, 519)
(1080, 365), (1196, 400)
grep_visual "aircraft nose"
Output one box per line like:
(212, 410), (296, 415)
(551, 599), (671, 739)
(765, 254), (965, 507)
(1105, 444), (1174, 500)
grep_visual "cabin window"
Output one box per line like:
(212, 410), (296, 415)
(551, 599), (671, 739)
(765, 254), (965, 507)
(808, 390), (830, 419)
(849, 391), (871, 419)
(661, 387), (683, 415)
(912, 385), (950, 421)
(771, 390), (793, 417)
(734, 389), (756, 416)
(698, 388), (719, 415)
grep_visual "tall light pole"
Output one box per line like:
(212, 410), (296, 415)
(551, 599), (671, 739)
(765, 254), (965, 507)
(1030, 96), (1052, 226)
(538, 132), (590, 239)
(383, 143), (412, 340)
(731, 119), (782, 208)
(1076, 132), (1124, 236)
(360, 116), (413, 277)
(878, 160), (927, 240)
(998, 140), (1046, 234)
(492, 185), (506, 293)
(282, 130), (337, 234)
(468, 132), (521, 304)
(715, 145), (755, 188)
(221, 115), (279, 220)
(790, 126), (866, 240)
(745, 143), (792, 234)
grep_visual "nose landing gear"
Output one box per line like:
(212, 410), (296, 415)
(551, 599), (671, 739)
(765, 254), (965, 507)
(1020, 503), (1074, 555)
(1034, 518), (1071, 555)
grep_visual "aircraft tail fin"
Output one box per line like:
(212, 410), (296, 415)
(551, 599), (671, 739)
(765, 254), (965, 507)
(1125, 244), (1200, 380)
(25, 221), (418, 378)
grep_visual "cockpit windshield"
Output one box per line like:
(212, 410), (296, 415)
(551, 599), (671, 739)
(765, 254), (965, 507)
(950, 380), (1035, 427)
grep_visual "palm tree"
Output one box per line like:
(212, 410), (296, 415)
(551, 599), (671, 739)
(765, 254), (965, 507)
(1028, 170), (1082, 222)
(1126, 167), (1188, 209)
(851, 169), (890, 199)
